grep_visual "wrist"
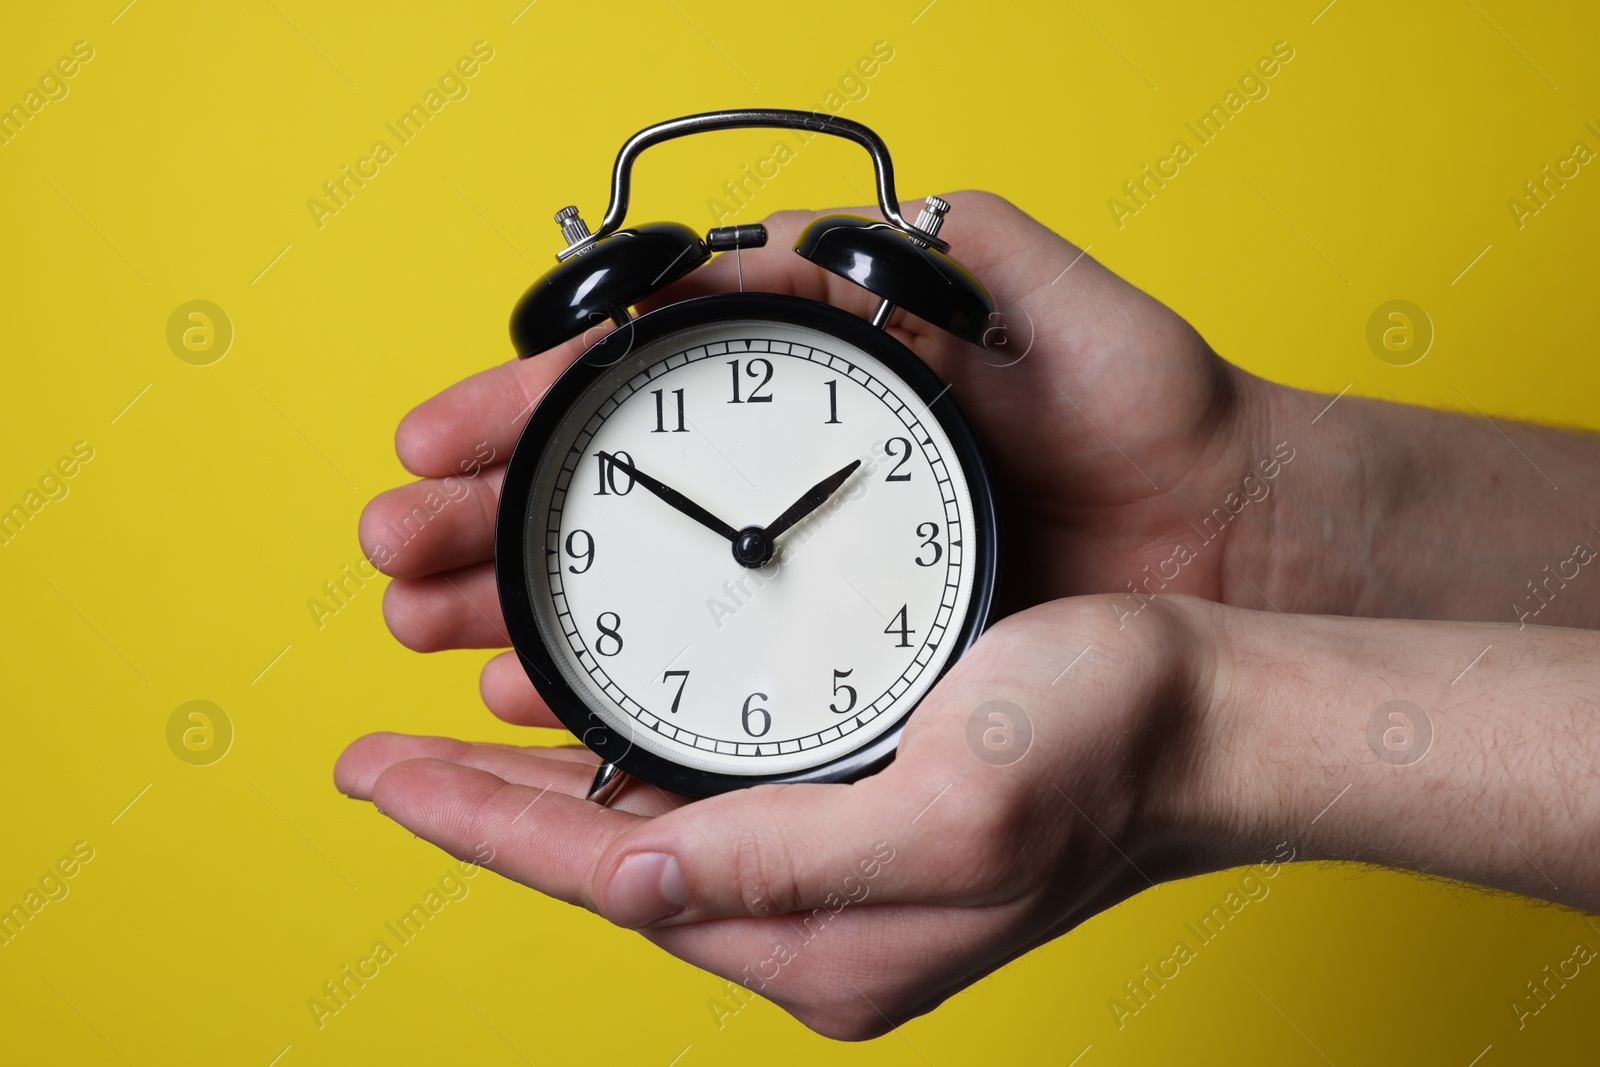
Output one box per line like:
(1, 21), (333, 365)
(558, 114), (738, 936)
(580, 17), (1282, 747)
(1121, 594), (1264, 881)
(1136, 593), (1390, 877)
(1218, 372), (1383, 618)
(1167, 599), (1600, 912)
(1228, 376), (1600, 628)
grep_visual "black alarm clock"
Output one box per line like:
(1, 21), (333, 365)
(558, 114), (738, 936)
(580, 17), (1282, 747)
(494, 109), (999, 802)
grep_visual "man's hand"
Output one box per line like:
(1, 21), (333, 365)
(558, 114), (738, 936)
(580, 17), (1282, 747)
(337, 597), (1214, 1040)
(337, 595), (1600, 1038)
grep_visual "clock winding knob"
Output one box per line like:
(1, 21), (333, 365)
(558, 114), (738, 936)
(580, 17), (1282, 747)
(555, 205), (592, 254)
(910, 194), (950, 246)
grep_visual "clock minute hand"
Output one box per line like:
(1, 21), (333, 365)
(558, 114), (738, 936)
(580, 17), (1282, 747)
(763, 459), (862, 542)
(597, 452), (740, 543)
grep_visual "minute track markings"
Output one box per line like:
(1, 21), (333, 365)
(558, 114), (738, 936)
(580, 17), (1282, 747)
(536, 334), (969, 754)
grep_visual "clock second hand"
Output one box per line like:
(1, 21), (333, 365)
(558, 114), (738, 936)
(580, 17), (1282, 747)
(596, 451), (740, 543)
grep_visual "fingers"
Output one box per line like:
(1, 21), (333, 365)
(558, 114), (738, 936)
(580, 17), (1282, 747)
(392, 328), (601, 478)
(359, 466), (504, 580)
(479, 650), (561, 727)
(340, 733), (677, 822)
(359, 750), (979, 926)
(640, 205), (881, 319)
(646, 191), (1117, 337)
(335, 732), (596, 799)
(389, 206), (846, 482)
(347, 734), (997, 929)
(382, 561), (506, 651)
(366, 757), (637, 909)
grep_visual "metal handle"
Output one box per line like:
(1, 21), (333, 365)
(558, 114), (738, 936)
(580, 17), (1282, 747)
(555, 108), (946, 261)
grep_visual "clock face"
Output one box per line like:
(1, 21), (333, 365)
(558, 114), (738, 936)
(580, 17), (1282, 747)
(497, 294), (996, 795)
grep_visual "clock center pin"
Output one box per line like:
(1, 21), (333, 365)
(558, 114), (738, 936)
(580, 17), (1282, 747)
(732, 525), (774, 569)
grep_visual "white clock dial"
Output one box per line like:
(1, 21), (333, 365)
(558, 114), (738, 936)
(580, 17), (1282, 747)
(523, 319), (976, 777)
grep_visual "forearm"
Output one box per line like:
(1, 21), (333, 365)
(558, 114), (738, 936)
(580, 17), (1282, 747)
(1178, 597), (1600, 914)
(1231, 376), (1600, 629)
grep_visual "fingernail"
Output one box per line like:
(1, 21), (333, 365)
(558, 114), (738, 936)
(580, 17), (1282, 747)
(607, 851), (688, 927)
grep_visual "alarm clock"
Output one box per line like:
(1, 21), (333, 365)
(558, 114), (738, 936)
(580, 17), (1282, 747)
(494, 109), (999, 802)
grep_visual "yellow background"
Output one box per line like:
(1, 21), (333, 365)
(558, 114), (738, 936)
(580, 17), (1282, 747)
(3, 1), (1597, 1063)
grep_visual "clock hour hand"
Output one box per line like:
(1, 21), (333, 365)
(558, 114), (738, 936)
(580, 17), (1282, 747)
(763, 459), (862, 542)
(597, 451), (739, 543)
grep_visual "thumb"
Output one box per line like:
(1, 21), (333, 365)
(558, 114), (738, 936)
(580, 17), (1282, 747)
(591, 770), (975, 928)
(587, 603), (1093, 930)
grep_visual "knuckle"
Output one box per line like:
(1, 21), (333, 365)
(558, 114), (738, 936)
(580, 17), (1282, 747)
(954, 796), (1035, 897)
(728, 819), (803, 917)
(762, 208), (823, 239)
(502, 360), (545, 424)
(764, 207), (812, 227)
(466, 468), (501, 531)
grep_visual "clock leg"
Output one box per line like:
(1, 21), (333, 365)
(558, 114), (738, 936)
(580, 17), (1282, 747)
(587, 762), (628, 806)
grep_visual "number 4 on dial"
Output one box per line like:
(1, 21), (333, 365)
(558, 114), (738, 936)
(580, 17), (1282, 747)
(885, 605), (915, 648)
